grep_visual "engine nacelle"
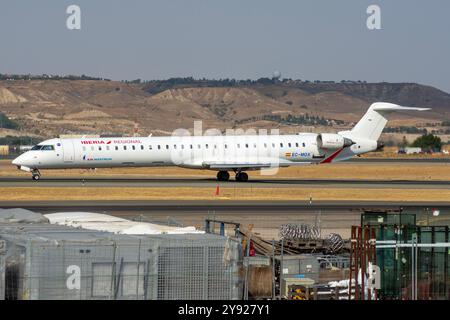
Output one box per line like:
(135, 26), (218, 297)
(317, 134), (354, 149)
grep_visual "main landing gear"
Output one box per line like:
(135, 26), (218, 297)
(31, 169), (41, 181)
(235, 172), (248, 182)
(217, 171), (230, 181)
(216, 171), (248, 182)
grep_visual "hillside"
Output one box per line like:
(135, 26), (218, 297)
(0, 79), (449, 143)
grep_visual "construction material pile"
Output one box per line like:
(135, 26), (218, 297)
(325, 233), (344, 253)
(279, 224), (321, 240)
(240, 224), (348, 256)
(240, 231), (324, 256)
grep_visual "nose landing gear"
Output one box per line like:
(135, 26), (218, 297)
(31, 170), (41, 181)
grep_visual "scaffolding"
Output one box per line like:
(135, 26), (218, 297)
(349, 226), (377, 300)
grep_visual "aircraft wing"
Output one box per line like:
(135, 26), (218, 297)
(204, 162), (277, 169)
(201, 159), (311, 170)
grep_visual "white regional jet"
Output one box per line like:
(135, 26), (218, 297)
(12, 102), (429, 181)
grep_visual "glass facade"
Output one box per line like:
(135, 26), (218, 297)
(361, 212), (449, 300)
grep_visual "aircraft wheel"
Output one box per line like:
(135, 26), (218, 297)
(217, 171), (230, 181)
(32, 174), (40, 181)
(235, 172), (248, 182)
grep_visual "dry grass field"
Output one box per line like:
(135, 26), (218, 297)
(2, 160), (449, 202)
(0, 186), (449, 202)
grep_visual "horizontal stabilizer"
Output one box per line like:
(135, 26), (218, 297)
(372, 103), (430, 112)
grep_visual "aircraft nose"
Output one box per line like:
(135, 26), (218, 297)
(12, 154), (25, 166)
(12, 156), (21, 166)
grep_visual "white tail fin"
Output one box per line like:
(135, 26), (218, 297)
(347, 102), (430, 141)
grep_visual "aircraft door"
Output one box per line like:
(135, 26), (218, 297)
(61, 139), (75, 162)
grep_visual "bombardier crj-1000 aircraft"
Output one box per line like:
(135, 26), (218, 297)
(12, 103), (429, 181)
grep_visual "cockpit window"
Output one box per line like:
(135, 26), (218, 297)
(32, 145), (54, 151)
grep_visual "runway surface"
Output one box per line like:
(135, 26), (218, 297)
(1, 200), (449, 213)
(1, 176), (449, 189)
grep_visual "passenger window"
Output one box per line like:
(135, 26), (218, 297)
(166, 145), (169, 149)
(254, 143), (257, 148)
(149, 145), (152, 150)
(280, 143), (283, 148)
(224, 144), (228, 149)
(214, 145), (217, 149)
(302, 142), (306, 147)
(124, 146), (127, 150)
(181, 145), (184, 149)
(140, 145), (144, 150)
(98, 146), (102, 151)
(174, 145), (177, 149)
(288, 143), (291, 148)
(190, 145), (193, 149)
(115, 146), (118, 151)
(198, 144), (201, 149)
(272, 143), (275, 148)
(205, 144), (209, 149)
(132, 145), (136, 150)
(264, 143), (267, 148)
(296, 143), (299, 147)
(158, 145), (161, 150)
(245, 144), (249, 148)
(237, 144), (240, 148)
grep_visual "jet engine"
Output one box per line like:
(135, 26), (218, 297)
(317, 133), (354, 149)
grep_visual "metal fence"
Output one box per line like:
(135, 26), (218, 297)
(0, 240), (5, 300)
(0, 224), (242, 300)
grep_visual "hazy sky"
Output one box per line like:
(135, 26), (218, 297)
(1, 0), (449, 92)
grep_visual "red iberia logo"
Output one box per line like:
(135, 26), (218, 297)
(81, 140), (111, 145)
(81, 139), (141, 145)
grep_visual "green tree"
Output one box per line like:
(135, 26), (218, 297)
(411, 133), (442, 151)
(0, 112), (19, 129)
(399, 136), (408, 148)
